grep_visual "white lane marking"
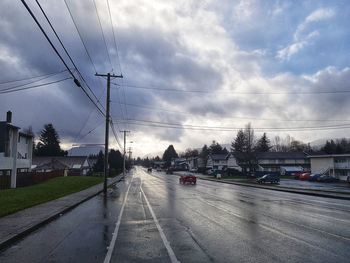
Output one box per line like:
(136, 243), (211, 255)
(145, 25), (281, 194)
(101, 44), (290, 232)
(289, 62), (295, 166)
(104, 175), (133, 263)
(140, 186), (180, 263)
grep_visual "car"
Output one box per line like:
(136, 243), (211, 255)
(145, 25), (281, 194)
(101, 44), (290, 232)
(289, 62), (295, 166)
(317, 175), (339, 183)
(299, 173), (311, 181)
(147, 167), (152, 173)
(156, 168), (162, 172)
(308, 173), (322, 182)
(293, 172), (305, 180)
(347, 175), (350, 184)
(256, 174), (279, 184)
(166, 168), (173, 174)
(189, 168), (198, 173)
(179, 174), (197, 184)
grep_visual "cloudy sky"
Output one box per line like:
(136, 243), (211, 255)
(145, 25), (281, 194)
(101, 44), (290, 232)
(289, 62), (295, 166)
(0, 0), (350, 157)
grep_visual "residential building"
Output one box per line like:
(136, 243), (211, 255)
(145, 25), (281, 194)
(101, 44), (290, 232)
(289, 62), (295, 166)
(0, 111), (33, 188)
(32, 156), (92, 175)
(206, 153), (241, 172)
(256, 152), (310, 175)
(309, 153), (350, 181)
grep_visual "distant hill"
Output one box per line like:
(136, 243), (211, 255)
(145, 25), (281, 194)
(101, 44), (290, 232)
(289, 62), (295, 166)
(67, 146), (104, 157)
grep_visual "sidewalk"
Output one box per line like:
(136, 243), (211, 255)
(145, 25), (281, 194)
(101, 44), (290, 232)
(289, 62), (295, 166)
(174, 172), (350, 200)
(198, 175), (350, 200)
(0, 175), (123, 251)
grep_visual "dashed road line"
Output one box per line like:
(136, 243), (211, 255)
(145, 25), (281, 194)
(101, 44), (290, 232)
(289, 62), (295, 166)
(103, 175), (133, 263)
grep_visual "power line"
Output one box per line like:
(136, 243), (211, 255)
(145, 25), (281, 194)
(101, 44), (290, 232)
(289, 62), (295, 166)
(111, 82), (350, 95)
(0, 70), (68, 92)
(115, 118), (350, 132)
(92, 0), (113, 70)
(20, 0), (78, 83)
(111, 101), (350, 123)
(0, 77), (72, 94)
(110, 120), (123, 150)
(35, 0), (105, 112)
(20, 0), (105, 117)
(106, 0), (122, 74)
(0, 69), (67, 85)
(63, 0), (98, 74)
(75, 119), (105, 142)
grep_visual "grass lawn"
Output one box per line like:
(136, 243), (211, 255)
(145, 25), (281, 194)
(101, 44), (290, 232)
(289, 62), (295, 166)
(0, 176), (103, 218)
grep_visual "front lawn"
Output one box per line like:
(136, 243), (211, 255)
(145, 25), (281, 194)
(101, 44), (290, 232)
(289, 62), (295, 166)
(0, 176), (103, 218)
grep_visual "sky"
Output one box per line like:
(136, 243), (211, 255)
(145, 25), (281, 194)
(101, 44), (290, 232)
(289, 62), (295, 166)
(0, 0), (350, 157)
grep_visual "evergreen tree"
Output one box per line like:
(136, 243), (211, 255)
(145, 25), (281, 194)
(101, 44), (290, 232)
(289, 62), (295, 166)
(93, 151), (104, 172)
(232, 130), (245, 152)
(162, 145), (178, 167)
(255, 133), (270, 152)
(35, 124), (66, 156)
(209, 141), (225, 154)
(109, 149), (123, 173)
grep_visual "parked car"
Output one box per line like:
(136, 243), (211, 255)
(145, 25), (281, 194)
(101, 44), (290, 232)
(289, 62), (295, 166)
(299, 173), (311, 181)
(179, 174), (197, 184)
(294, 172), (304, 180)
(256, 174), (280, 184)
(156, 168), (162, 172)
(308, 173), (322, 182)
(317, 175), (339, 183)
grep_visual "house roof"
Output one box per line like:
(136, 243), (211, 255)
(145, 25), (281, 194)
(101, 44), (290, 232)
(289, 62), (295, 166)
(19, 131), (33, 138)
(210, 154), (230, 160)
(32, 156), (90, 170)
(0, 121), (20, 130)
(308, 153), (350, 158)
(256, 152), (308, 159)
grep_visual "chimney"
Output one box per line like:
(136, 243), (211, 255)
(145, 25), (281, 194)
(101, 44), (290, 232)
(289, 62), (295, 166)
(6, 111), (12, 123)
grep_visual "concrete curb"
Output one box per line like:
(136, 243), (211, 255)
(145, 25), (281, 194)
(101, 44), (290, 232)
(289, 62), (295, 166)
(197, 177), (350, 200)
(0, 175), (124, 251)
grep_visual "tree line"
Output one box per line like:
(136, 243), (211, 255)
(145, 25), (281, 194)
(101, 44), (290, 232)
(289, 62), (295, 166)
(135, 122), (350, 171)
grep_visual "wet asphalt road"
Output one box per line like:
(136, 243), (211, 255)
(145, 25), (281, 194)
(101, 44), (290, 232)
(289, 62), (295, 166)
(1, 167), (350, 263)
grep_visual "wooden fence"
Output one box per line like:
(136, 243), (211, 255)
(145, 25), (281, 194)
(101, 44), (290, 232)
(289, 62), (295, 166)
(0, 169), (82, 189)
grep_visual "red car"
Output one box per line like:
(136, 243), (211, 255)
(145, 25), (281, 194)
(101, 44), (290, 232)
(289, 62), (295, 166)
(179, 174), (197, 184)
(299, 173), (311, 180)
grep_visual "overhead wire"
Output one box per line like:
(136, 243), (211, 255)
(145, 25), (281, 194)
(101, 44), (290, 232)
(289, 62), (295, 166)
(0, 77), (72, 94)
(115, 118), (350, 132)
(35, 0), (105, 113)
(20, 0), (105, 117)
(0, 69), (68, 92)
(111, 82), (350, 95)
(111, 101), (350, 123)
(0, 69), (67, 85)
(92, 0), (113, 70)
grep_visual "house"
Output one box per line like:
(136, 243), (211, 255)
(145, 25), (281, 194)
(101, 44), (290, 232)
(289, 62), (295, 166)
(152, 161), (166, 169)
(256, 152), (310, 175)
(187, 157), (198, 171)
(308, 153), (350, 181)
(0, 111), (33, 188)
(206, 153), (241, 172)
(32, 156), (92, 175)
(171, 158), (189, 170)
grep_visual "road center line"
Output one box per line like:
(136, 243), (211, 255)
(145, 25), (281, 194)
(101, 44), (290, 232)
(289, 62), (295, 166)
(104, 175), (133, 263)
(140, 185), (180, 263)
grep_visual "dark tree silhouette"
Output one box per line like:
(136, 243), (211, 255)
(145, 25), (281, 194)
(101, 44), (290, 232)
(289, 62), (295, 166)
(35, 124), (66, 156)
(162, 145), (178, 167)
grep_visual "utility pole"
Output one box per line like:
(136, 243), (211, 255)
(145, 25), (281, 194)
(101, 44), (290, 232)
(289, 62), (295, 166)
(95, 72), (123, 193)
(120, 130), (130, 177)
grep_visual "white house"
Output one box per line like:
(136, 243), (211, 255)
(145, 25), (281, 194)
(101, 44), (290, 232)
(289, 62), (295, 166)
(0, 111), (33, 188)
(308, 154), (350, 181)
(206, 153), (241, 172)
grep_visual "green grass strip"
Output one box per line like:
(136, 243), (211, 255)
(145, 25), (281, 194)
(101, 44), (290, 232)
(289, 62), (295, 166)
(0, 176), (103, 218)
